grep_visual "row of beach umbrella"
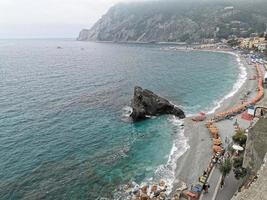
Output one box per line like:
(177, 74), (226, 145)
(214, 64), (264, 121)
(206, 122), (223, 153)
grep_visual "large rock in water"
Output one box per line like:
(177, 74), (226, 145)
(130, 86), (185, 121)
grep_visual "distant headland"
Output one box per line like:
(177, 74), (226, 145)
(77, 0), (267, 44)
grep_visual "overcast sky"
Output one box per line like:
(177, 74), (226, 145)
(0, 0), (144, 39)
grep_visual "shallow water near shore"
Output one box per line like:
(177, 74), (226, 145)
(0, 39), (240, 199)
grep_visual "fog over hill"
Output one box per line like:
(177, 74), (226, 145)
(78, 0), (267, 43)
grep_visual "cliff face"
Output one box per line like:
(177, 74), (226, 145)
(78, 29), (90, 41)
(243, 118), (267, 171)
(232, 154), (267, 200)
(78, 0), (267, 43)
(232, 118), (267, 200)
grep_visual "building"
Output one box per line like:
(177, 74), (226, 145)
(250, 33), (258, 37)
(253, 37), (266, 48)
(239, 37), (266, 49)
(224, 6), (234, 10)
(231, 20), (241, 26)
(258, 42), (267, 52)
(240, 38), (251, 49)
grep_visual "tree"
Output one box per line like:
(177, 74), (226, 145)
(233, 157), (243, 168)
(227, 39), (240, 47)
(233, 157), (247, 179)
(219, 158), (232, 187)
(232, 129), (247, 146)
(233, 167), (247, 179)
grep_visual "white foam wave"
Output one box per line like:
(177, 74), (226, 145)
(115, 51), (247, 198)
(121, 106), (133, 122)
(153, 116), (190, 194)
(205, 51), (247, 115)
(122, 106), (133, 116)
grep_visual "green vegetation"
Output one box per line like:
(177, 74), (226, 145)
(227, 39), (241, 47)
(233, 157), (243, 168)
(233, 157), (247, 179)
(81, 0), (267, 42)
(220, 158), (232, 178)
(232, 129), (247, 146)
(219, 158), (232, 187)
(233, 167), (247, 179)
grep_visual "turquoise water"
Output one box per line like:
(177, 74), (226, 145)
(0, 39), (239, 199)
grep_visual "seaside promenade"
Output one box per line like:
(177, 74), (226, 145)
(200, 64), (267, 200)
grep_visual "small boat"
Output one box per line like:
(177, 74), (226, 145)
(192, 112), (206, 122)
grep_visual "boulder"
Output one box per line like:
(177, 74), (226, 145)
(130, 86), (185, 121)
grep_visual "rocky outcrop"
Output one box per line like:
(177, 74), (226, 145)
(77, 29), (90, 41)
(130, 86), (185, 121)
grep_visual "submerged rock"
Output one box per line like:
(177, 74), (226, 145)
(130, 86), (185, 121)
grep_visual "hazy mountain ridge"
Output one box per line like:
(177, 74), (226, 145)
(78, 0), (267, 43)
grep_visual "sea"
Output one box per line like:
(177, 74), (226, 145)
(0, 39), (245, 199)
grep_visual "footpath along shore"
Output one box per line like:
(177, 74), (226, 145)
(199, 63), (264, 200)
(171, 51), (263, 199)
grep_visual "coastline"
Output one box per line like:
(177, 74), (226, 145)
(116, 48), (256, 200)
(169, 49), (257, 196)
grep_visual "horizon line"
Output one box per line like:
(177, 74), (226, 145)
(0, 37), (76, 40)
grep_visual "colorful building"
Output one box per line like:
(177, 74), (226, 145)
(239, 37), (266, 50)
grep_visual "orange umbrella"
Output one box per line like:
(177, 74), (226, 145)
(208, 123), (216, 127)
(210, 129), (219, 135)
(214, 134), (219, 139)
(213, 138), (222, 145)
(213, 145), (222, 153)
(209, 127), (218, 130)
(206, 122), (213, 128)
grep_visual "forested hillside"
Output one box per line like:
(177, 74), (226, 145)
(78, 0), (267, 43)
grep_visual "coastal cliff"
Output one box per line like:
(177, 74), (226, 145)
(78, 0), (267, 43)
(232, 154), (267, 200)
(130, 86), (185, 121)
(232, 118), (267, 200)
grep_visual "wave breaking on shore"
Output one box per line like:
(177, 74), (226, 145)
(153, 116), (190, 194)
(206, 52), (247, 115)
(115, 50), (247, 199)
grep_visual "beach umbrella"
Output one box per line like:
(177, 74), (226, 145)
(210, 129), (219, 135)
(205, 122), (213, 128)
(232, 144), (244, 151)
(213, 145), (222, 153)
(213, 138), (222, 145)
(208, 124), (216, 129)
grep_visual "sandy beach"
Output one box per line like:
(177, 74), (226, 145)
(170, 50), (259, 196)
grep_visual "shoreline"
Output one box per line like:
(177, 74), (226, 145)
(123, 48), (253, 199)
(199, 49), (247, 115)
(150, 49), (247, 195)
(115, 47), (257, 200)
(170, 49), (257, 197)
